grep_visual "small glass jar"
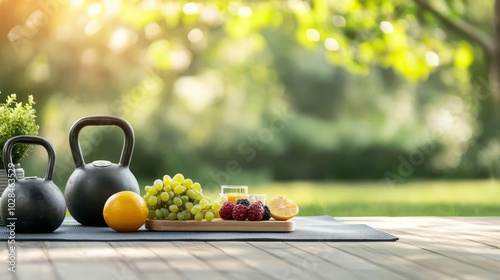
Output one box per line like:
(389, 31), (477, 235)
(248, 194), (267, 205)
(220, 185), (248, 203)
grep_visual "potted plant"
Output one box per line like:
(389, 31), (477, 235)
(0, 92), (39, 224)
(0, 93), (39, 166)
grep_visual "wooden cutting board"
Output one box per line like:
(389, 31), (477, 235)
(146, 218), (295, 232)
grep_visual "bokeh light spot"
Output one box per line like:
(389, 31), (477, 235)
(187, 28), (203, 43)
(87, 3), (102, 17)
(306, 28), (320, 42)
(71, 0), (84, 7)
(84, 20), (101, 36)
(426, 51), (440, 67)
(109, 28), (131, 52)
(332, 15), (346, 27)
(183, 2), (198, 15)
(379, 21), (394, 33)
(238, 6), (252, 18)
(324, 38), (339, 51)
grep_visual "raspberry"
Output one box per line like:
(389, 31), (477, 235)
(219, 202), (235, 220)
(236, 198), (250, 207)
(232, 204), (248, 221)
(262, 205), (271, 220)
(247, 202), (265, 221)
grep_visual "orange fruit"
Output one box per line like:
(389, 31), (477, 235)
(267, 196), (299, 221)
(103, 191), (148, 232)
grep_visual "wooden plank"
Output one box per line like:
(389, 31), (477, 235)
(108, 241), (185, 279)
(331, 242), (452, 279)
(146, 218), (294, 232)
(0, 242), (15, 280)
(2, 217), (500, 279)
(210, 242), (313, 280)
(467, 237), (500, 249)
(364, 217), (500, 274)
(288, 242), (406, 280)
(14, 241), (59, 280)
(173, 241), (273, 279)
(395, 231), (500, 275)
(350, 240), (500, 279)
(42, 241), (141, 280)
(251, 241), (361, 279)
(340, 217), (500, 279)
(141, 241), (228, 279)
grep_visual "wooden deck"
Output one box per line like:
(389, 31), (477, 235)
(1, 217), (499, 280)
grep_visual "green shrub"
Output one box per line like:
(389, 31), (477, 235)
(0, 93), (39, 167)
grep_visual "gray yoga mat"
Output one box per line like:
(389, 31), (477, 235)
(0, 216), (398, 242)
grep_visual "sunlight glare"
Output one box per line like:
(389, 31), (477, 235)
(71, 0), (84, 7)
(109, 28), (129, 51)
(288, 0), (310, 14)
(142, 0), (161, 10)
(183, 2), (198, 15)
(187, 28), (203, 43)
(161, 2), (180, 16)
(200, 5), (224, 26)
(103, 0), (122, 15)
(238, 6), (252, 18)
(87, 3), (103, 17)
(171, 48), (192, 71)
(426, 51), (440, 67)
(173, 73), (222, 113)
(84, 20), (101, 36)
(324, 38), (339, 51)
(306, 28), (320, 42)
(380, 21), (394, 34)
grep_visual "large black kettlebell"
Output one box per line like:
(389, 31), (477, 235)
(0, 136), (66, 233)
(65, 116), (139, 226)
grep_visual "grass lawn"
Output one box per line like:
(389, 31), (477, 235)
(134, 179), (500, 217)
(212, 180), (500, 216)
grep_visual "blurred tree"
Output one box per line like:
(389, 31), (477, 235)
(0, 0), (497, 184)
(411, 0), (500, 177)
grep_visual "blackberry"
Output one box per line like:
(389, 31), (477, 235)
(262, 205), (271, 220)
(219, 202), (235, 220)
(232, 204), (248, 221)
(236, 198), (250, 207)
(247, 202), (265, 221)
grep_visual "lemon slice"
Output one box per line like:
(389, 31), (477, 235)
(267, 196), (299, 221)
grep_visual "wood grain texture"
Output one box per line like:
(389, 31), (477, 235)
(2, 217), (500, 279)
(146, 218), (295, 232)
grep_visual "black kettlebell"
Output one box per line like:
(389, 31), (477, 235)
(64, 116), (139, 226)
(0, 136), (66, 233)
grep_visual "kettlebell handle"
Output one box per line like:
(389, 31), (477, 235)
(69, 116), (135, 168)
(2, 136), (56, 181)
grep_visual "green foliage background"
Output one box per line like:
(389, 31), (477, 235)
(0, 0), (497, 191)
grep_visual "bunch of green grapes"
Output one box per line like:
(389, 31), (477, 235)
(143, 173), (224, 222)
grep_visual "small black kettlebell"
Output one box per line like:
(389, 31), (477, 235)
(0, 136), (66, 233)
(64, 116), (140, 226)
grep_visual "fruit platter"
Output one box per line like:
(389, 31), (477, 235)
(141, 173), (298, 232)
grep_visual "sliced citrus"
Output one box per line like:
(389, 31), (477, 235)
(103, 191), (148, 232)
(267, 196), (299, 221)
